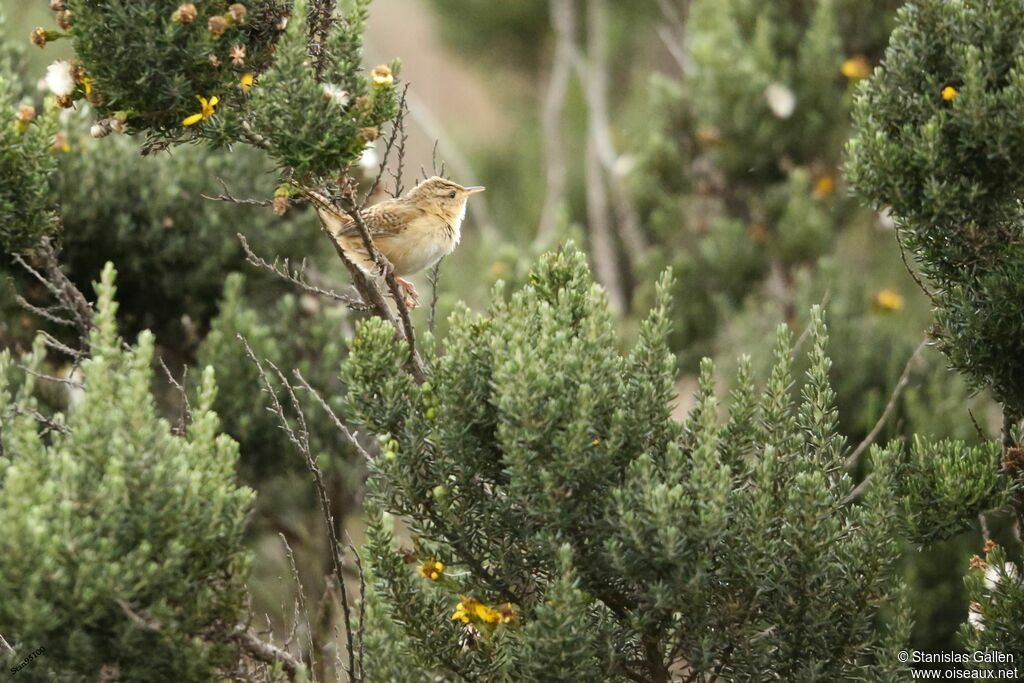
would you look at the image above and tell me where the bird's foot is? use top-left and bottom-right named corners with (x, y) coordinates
top-left (396, 277), bottom-right (420, 309)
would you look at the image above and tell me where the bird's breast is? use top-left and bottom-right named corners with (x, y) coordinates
top-left (384, 216), bottom-right (459, 276)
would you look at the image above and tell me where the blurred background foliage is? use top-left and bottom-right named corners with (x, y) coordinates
top-left (0, 0), bottom-right (1005, 668)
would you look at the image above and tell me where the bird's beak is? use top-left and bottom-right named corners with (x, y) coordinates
top-left (464, 186), bottom-right (486, 195)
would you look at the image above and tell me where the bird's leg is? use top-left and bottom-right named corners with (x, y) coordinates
top-left (395, 277), bottom-right (420, 309)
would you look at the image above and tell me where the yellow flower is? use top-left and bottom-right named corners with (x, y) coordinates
top-left (813, 175), bottom-right (836, 199)
top-left (418, 559), bottom-right (445, 581)
top-left (240, 72), bottom-right (255, 93)
top-left (371, 64), bottom-right (394, 87)
top-left (451, 597), bottom-right (504, 626)
top-left (841, 56), bottom-right (871, 80)
top-left (80, 75), bottom-right (93, 97)
top-left (872, 289), bottom-right (905, 312)
top-left (942, 86), bottom-right (958, 102)
top-left (182, 95), bottom-right (219, 126)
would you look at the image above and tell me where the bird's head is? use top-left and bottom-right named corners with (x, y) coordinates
top-left (405, 176), bottom-right (485, 224)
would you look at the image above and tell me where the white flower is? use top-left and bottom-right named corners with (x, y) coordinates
top-left (45, 60), bottom-right (76, 97)
top-left (968, 601), bottom-right (985, 632)
top-left (764, 82), bottom-right (796, 119)
top-left (359, 143), bottom-right (379, 172)
top-left (320, 83), bottom-right (350, 107)
top-left (984, 562), bottom-right (1020, 591)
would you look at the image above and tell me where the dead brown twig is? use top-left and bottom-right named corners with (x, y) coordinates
top-left (239, 336), bottom-right (362, 681)
top-left (237, 233), bottom-right (370, 311)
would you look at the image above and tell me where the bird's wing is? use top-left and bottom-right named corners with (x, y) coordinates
top-left (316, 199), bottom-right (422, 239)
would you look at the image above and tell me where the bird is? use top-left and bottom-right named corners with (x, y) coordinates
top-left (312, 176), bottom-right (485, 308)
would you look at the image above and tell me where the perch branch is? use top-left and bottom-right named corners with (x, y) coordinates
top-left (845, 339), bottom-right (928, 469)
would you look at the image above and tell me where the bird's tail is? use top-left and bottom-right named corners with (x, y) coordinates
top-left (301, 189), bottom-right (346, 236)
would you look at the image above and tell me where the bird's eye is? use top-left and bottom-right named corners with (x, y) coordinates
top-left (448, 191), bottom-right (456, 199)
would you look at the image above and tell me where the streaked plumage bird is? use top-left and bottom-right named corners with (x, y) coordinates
top-left (313, 176), bottom-right (484, 307)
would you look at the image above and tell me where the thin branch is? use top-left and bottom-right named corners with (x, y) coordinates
top-left (12, 239), bottom-right (93, 349)
top-left (427, 259), bottom-right (442, 336)
top-left (237, 233), bottom-right (369, 310)
top-left (202, 177), bottom-right (275, 207)
top-left (13, 294), bottom-right (75, 328)
top-left (240, 120), bottom-right (273, 151)
top-left (346, 533), bottom-right (367, 683)
top-left (239, 337), bottom-right (357, 679)
top-left (116, 598), bottom-right (162, 633)
top-left (158, 358), bottom-right (192, 435)
top-left (894, 226), bottom-right (938, 306)
top-left (11, 405), bottom-right (70, 436)
top-left (15, 364), bottom-right (83, 390)
top-left (293, 368), bottom-right (373, 466)
top-left (366, 84), bottom-right (410, 203)
top-left (236, 629), bottom-right (304, 680)
top-left (845, 339), bottom-right (928, 469)
top-left (38, 331), bottom-right (84, 360)
top-left (279, 533), bottom-right (317, 679)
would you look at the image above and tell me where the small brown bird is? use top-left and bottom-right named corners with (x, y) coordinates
top-left (314, 176), bottom-right (485, 307)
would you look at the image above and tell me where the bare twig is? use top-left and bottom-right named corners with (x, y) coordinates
top-left (293, 369), bottom-right (373, 466)
top-left (236, 629), bottom-right (304, 680)
top-left (12, 405), bottom-right (70, 436)
top-left (427, 259), bottom-right (442, 336)
top-left (201, 177), bottom-right (274, 207)
top-left (845, 339), bottom-right (928, 469)
top-left (15, 364), bottom-right (83, 390)
top-left (366, 85), bottom-right (410, 203)
top-left (895, 227), bottom-right (938, 307)
top-left (279, 533), bottom-right (317, 679)
top-left (239, 337), bottom-right (357, 678)
top-left (37, 331), bottom-right (84, 360)
top-left (13, 239), bottom-right (93, 349)
top-left (13, 295), bottom-right (75, 328)
top-left (237, 233), bottom-right (369, 310)
top-left (346, 533), bottom-right (367, 683)
top-left (240, 120), bottom-right (273, 151)
top-left (117, 598), bottom-right (162, 633)
top-left (158, 358), bottom-right (192, 434)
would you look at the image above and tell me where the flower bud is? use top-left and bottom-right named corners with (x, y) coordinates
top-left (171, 3), bottom-right (197, 24)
